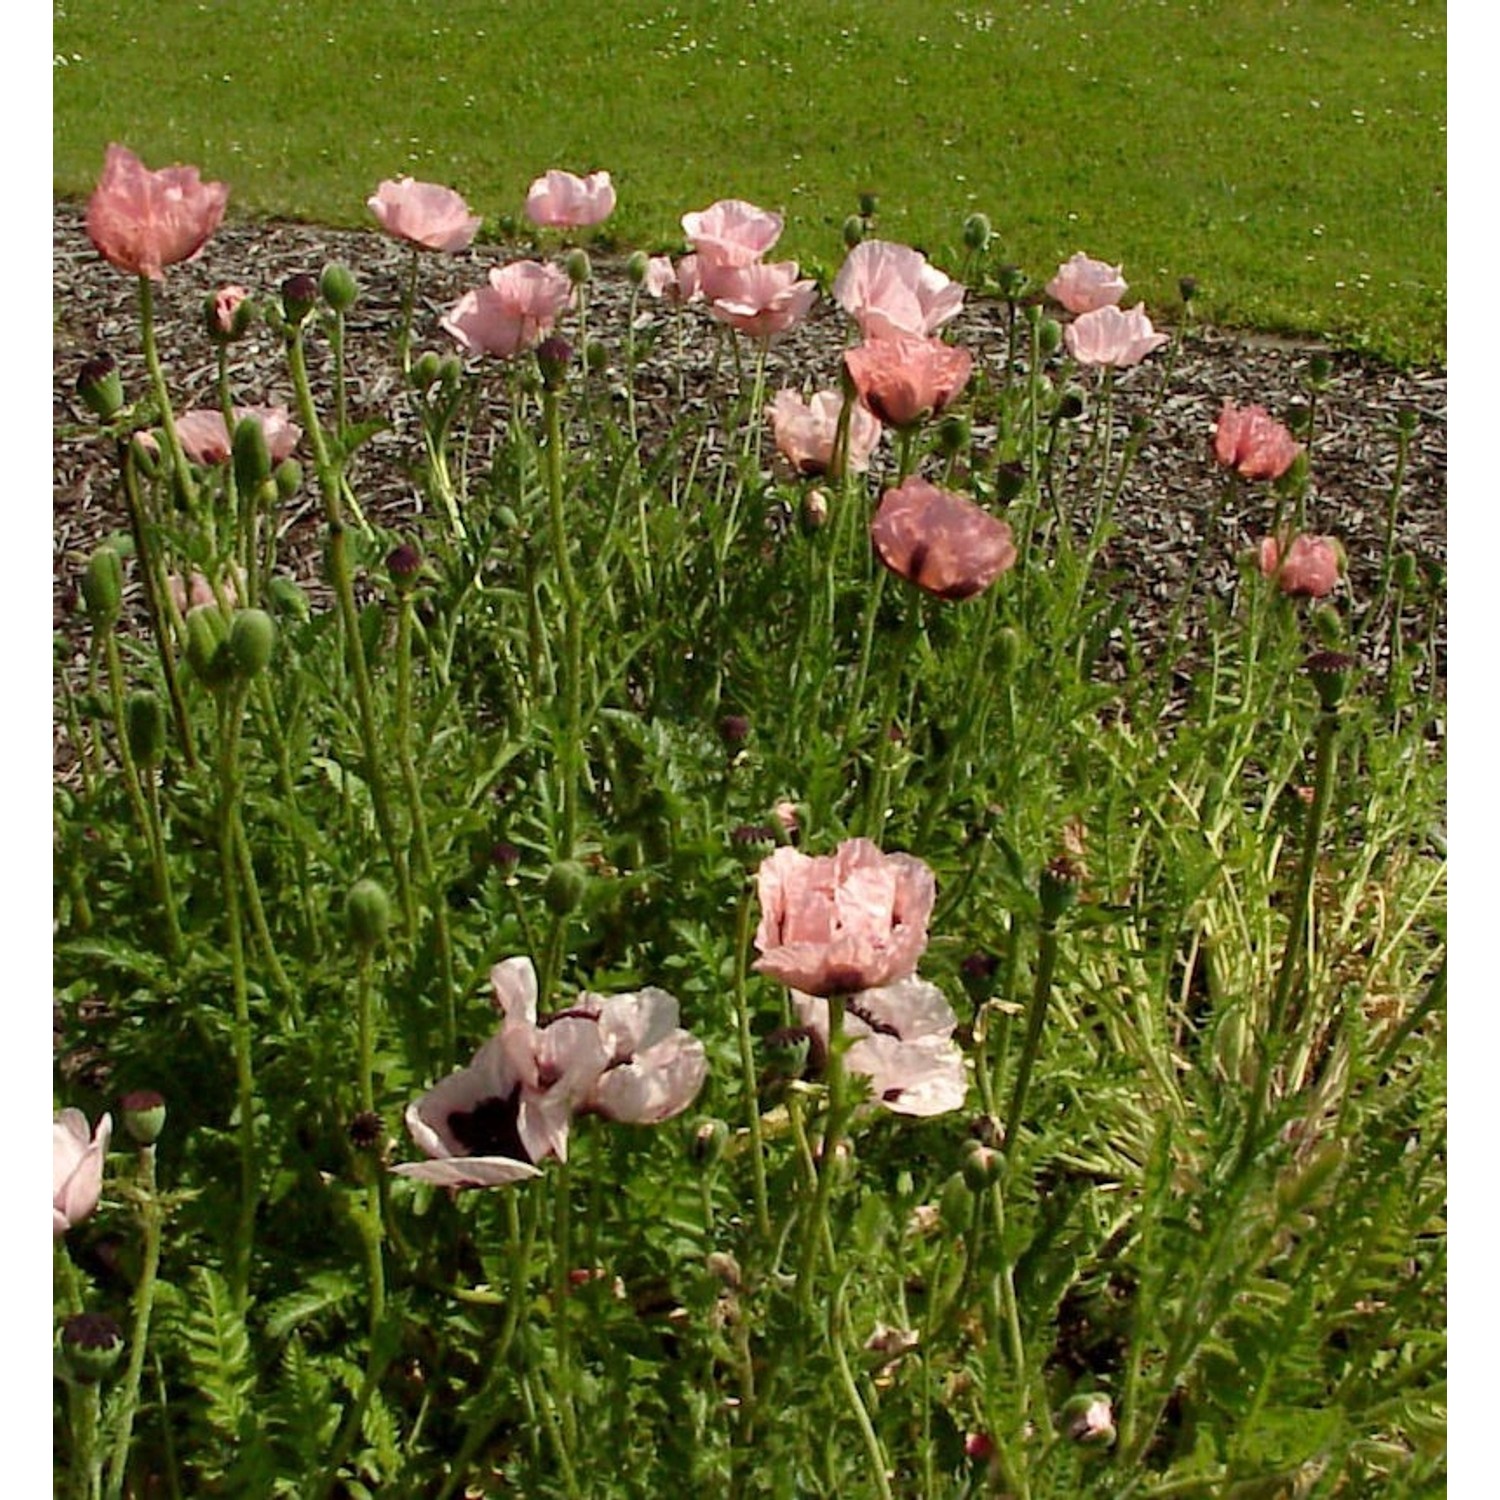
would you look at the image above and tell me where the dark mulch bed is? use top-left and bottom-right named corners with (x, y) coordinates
top-left (53, 203), bottom-right (1447, 705)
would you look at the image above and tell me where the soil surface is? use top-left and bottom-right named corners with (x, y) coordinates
top-left (53, 203), bottom-right (1447, 699)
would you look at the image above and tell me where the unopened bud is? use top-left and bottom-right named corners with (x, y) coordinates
top-left (76, 352), bottom-right (124, 420)
top-left (542, 859), bottom-right (589, 915)
top-left (842, 214), bottom-right (864, 249)
top-left (1061, 1393), bottom-right (1116, 1448)
top-left (320, 261), bottom-right (359, 313)
top-left (387, 543), bottom-right (422, 590)
top-left (81, 546), bottom-right (123, 627)
top-left (962, 212), bottom-right (992, 252)
top-left (1178, 275), bottom-right (1199, 303)
top-left (565, 248), bottom-right (592, 286)
top-left (961, 1139), bottom-right (1002, 1192)
top-left (410, 351), bottom-right (443, 391)
top-left (227, 608), bottom-right (276, 677)
top-left (858, 191), bottom-right (879, 219)
top-left (206, 285), bottom-right (253, 342)
top-left (625, 250), bottom-right (649, 287)
top-left (280, 273), bottom-right (320, 326)
top-left (1392, 552), bottom-right (1418, 593)
top-left (536, 336), bottom-right (573, 391)
top-left (184, 604), bottom-right (231, 686)
top-left (585, 338), bottom-right (608, 373)
top-left (689, 1117), bottom-right (730, 1169)
top-left (800, 487), bottom-right (831, 535)
top-left (232, 414), bottom-right (272, 494)
top-left (125, 690), bottom-right (166, 766)
top-left (1306, 353), bottom-right (1333, 388)
top-left (266, 575), bottom-right (311, 623)
top-left (120, 1088), bottom-right (166, 1145)
top-left (346, 878), bottom-right (392, 950)
top-left (995, 264), bottom-right (1027, 301)
top-left (938, 1171), bottom-right (973, 1234)
top-left (718, 713), bottom-right (750, 750)
top-left (936, 412), bottom-right (970, 458)
top-left (1055, 386), bottom-right (1086, 422)
top-left (1037, 317), bottom-right (1063, 355)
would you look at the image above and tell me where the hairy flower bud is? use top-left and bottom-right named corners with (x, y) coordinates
top-left (564, 248), bottom-right (592, 286)
top-left (689, 1117), bottom-right (730, 1169)
top-left (232, 413), bottom-right (272, 495)
top-left (125, 690), bottom-right (166, 766)
top-left (346, 878), bottom-right (392, 950)
top-left (842, 214), bottom-right (865, 249)
top-left (543, 859), bottom-right (589, 915)
top-left (320, 261), bottom-right (359, 313)
top-left (962, 212), bottom-right (992, 252)
top-left (625, 250), bottom-right (650, 287)
top-left (227, 608), bottom-right (277, 677)
top-left (184, 604), bottom-right (231, 686)
top-left (280, 272), bottom-right (320, 326)
top-left (81, 546), bottom-right (124, 628)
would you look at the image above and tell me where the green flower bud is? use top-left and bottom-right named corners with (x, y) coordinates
top-left (565, 248), bottom-right (592, 286)
top-left (185, 605), bottom-right (232, 687)
top-left (1060, 1393), bottom-right (1116, 1448)
top-left (274, 458), bottom-right (303, 499)
top-left (1310, 604), bottom-right (1346, 650)
top-left (689, 1117), bottom-right (730, 1169)
top-left (320, 261), bottom-right (359, 313)
top-left (993, 625), bottom-right (1023, 675)
top-left (1304, 650), bottom-right (1357, 714)
top-left (961, 1139), bottom-right (1002, 1192)
top-left (625, 250), bottom-right (650, 287)
top-left (842, 214), bottom-right (865, 249)
top-left (61, 1313), bottom-right (125, 1384)
top-left (1276, 1137), bottom-right (1346, 1212)
top-left (76, 352), bottom-right (124, 420)
top-left (232, 414), bottom-right (272, 496)
top-left (962, 212), bottom-right (992, 252)
top-left (938, 1171), bottom-right (973, 1235)
top-left (858, 191), bottom-right (879, 220)
top-left (1305, 352), bottom-right (1333, 388)
top-left (995, 264), bottom-right (1028, 301)
top-left (439, 355), bottom-right (464, 388)
top-left (543, 859), bottom-right (589, 915)
top-left (936, 412), bottom-right (971, 459)
top-left (120, 1088), bottom-right (167, 1145)
top-left (410, 351), bottom-right (443, 391)
top-left (800, 487), bottom-right (830, 535)
top-left (1055, 385), bottom-right (1086, 422)
top-left (266, 575), bottom-right (311, 623)
top-left (1178, 275), bottom-right (1199, 304)
top-left (81, 546), bottom-right (123, 628)
top-left (1393, 552), bottom-right (1419, 593)
top-left (346, 878), bottom-right (392, 950)
top-left (585, 338), bottom-right (608, 373)
top-left (994, 460), bottom-right (1026, 505)
top-left (125, 690), bottom-right (166, 766)
top-left (1037, 317), bottom-right (1063, 355)
top-left (227, 608), bottom-right (277, 677)
top-left (280, 272), bottom-right (320, 327)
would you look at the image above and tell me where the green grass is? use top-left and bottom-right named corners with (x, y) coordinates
top-left (52, 0), bottom-right (1445, 365)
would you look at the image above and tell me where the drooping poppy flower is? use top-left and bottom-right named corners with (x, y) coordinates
top-left (86, 144), bottom-right (228, 280)
top-left (682, 198), bottom-right (784, 269)
top-left (1214, 401), bottom-right (1303, 481)
top-left (1257, 533), bottom-right (1343, 598)
top-left (54, 1109), bottom-right (111, 1236)
top-left (844, 334), bottom-right (973, 429)
top-left (1064, 303), bottom-right (1169, 368)
top-left (524, 169), bottom-right (616, 229)
top-left (707, 261), bottom-right (818, 340)
top-left (792, 977), bottom-right (968, 1117)
top-left (832, 239), bottom-right (965, 341)
top-left (442, 261), bottom-right (575, 359)
top-left (367, 177), bottom-right (482, 252)
top-left (767, 389), bottom-right (882, 476)
top-left (871, 476), bottom-right (1016, 601)
top-left (1045, 251), bottom-right (1128, 315)
top-left (754, 839), bottom-right (936, 996)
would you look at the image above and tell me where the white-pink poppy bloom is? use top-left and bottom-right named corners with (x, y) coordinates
top-left (569, 988), bottom-right (708, 1124)
top-left (832, 240), bottom-right (966, 341)
top-left (644, 254), bottom-right (702, 304)
top-left (171, 405), bottom-right (302, 467)
top-left (708, 261), bottom-right (818, 340)
top-left (1045, 251), bottom-right (1128, 315)
top-left (767, 389), bottom-right (882, 477)
top-left (525, 169), bottom-right (616, 229)
top-left (367, 177), bottom-right (483, 252)
top-left (442, 261), bottom-right (575, 359)
top-left (1064, 303), bottom-right (1170, 368)
top-left (793, 977), bottom-right (968, 1117)
top-left (54, 1109), bottom-right (112, 1236)
top-left (754, 839), bottom-right (937, 997)
top-left (682, 198), bottom-right (784, 269)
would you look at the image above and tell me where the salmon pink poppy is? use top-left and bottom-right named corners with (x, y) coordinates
top-left (682, 198), bottom-right (784, 269)
top-left (1046, 252), bottom-right (1128, 315)
top-left (768, 389), bottom-right (882, 476)
top-left (368, 177), bottom-right (481, 252)
top-left (1214, 401), bottom-right (1303, 481)
top-left (754, 839), bottom-right (936, 997)
top-left (871, 476), bottom-right (1017, 601)
top-left (1258, 533), bottom-right (1343, 598)
top-left (525, 169), bottom-right (616, 229)
top-left (1064, 304), bottom-right (1169, 368)
top-left (832, 239), bottom-right (965, 340)
top-left (442, 261), bottom-right (574, 359)
top-left (86, 144), bottom-right (228, 281)
top-left (170, 406), bottom-right (301, 467)
top-left (708, 261), bottom-right (817, 340)
top-left (844, 334), bottom-right (973, 429)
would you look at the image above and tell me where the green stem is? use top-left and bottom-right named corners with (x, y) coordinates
top-left (795, 995), bottom-right (849, 1312)
top-left (731, 883), bottom-right (772, 1241)
top-left (543, 382), bottom-right (585, 861)
top-left (828, 1274), bottom-right (895, 1500)
top-left (137, 275), bottom-right (203, 528)
top-left (1003, 914), bottom-right (1062, 1161)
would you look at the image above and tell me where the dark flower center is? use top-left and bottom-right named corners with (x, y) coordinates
top-left (447, 1087), bottom-right (531, 1163)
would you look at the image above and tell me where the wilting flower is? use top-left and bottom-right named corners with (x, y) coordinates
top-left (682, 198), bottom-right (784, 269)
top-left (54, 1109), bottom-right (111, 1236)
top-left (525, 169), bottom-right (616, 229)
top-left (754, 839), bottom-right (936, 996)
top-left (871, 476), bottom-right (1016, 601)
top-left (708, 261), bottom-right (818, 339)
top-left (1064, 303), bottom-right (1169, 368)
top-left (1258, 533), bottom-right (1343, 598)
top-left (832, 239), bottom-right (966, 341)
top-left (367, 177), bottom-right (482, 252)
top-left (168, 405), bottom-right (302, 467)
top-left (844, 333), bottom-right (973, 429)
top-left (1213, 401), bottom-right (1303, 481)
top-left (442, 261), bottom-right (574, 359)
top-left (768, 389), bottom-right (882, 476)
top-left (792, 977), bottom-right (967, 1117)
top-left (1046, 251), bottom-right (1128, 315)
top-left (85, 143), bottom-right (228, 281)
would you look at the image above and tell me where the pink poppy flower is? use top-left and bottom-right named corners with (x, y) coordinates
top-left (54, 1109), bottom-right (111, 1236)
top-left (871, 476), bottom-right (1017, 601)
top-left (525, 169), bottom-right (616, 230)
top-left (568, 987), bottom-right (708, 1124)
top-left (1064, 303), bottom-right (1170, 368)
top-left (754, 839), bottom-right (937, 996)
top-left (768, 389), bottom-right (882, 477)
top-left (844, 334), bottom-right (973, 429)
top-left (170, 405), bottom-right (302, 467)
top-left (210, 285), bottom-right (249, 337)
top-left (682, 198), bottom-right (784, 269)
top-left (1214, 401), bottom-right (1303, 481)
top-left (1257, 533), bottom-right (1343, 598)
top-left (708, 261), bottom-right (818, 340)
top-left (367, 177), bottom-right (482, 252)
top-left (85, 143), bottom-right (228, 281)
top-left (442, 261), bottom-right (575, 359)
top-left (793, 977), bottom-right (967, 1117)
top-left (1046, 251), bottom-right (1128, 315)
top-left (832, 239), bottom-right (966, 341)
top-left (167, 566), bottom-right (242, 617)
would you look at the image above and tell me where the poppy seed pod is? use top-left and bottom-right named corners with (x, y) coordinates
top-left (536, 336), bottom-right (573, 391)
top-left (76, 352), bottom-right (124, 420)
top-left (228, 608), bottom-right (277, 677)
top-left (61, 1313), bottom-right (125, 1384)
top-left (346, 878), bottom-right (392, 950)
top-left (120, 1088), bottom-right (167, 1145)
top-left (320, 261), bottom-right (359, 313)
